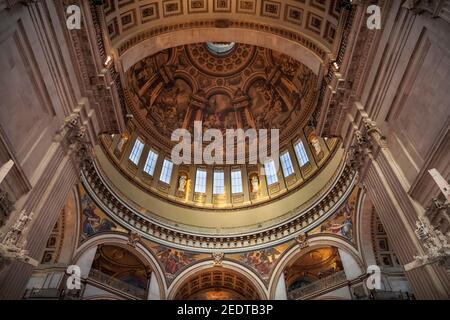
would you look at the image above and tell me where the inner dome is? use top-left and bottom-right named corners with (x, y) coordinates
top-left (125, 42), bottom-right (318, 148)
top-left (94, 42), bottom-right (348, 236)
top-left (99, 42), bottom-right (343, 213)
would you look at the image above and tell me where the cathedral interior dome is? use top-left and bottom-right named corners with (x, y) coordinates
top-left (1, 0), bottom-right (448, 303)
top-left (89, 42), bottom-right (350, 243)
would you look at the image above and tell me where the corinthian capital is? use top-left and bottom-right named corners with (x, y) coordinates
top-left (59, 113), bottom-right (92, 169)
top-left (363, 118), bottom-right (387, 148)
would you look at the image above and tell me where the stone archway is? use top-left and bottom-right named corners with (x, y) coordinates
top-left (167, 260), bottom-right (268, 300)
top-left (117, 28), bottom-right (326, 75)
top-left (269, 236), bottom-right (364, 299)
top-left (73, 234), bottom-right (167, 300)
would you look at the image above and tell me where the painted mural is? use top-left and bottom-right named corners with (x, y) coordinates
top-left (78, 185), bottom-right (126, 242)
top-left (233, 242), bottom-right (291, 282)
top-left (309, 186), bottom-right (360, 243)
top-left (143, 240), bottom-right (209, 284)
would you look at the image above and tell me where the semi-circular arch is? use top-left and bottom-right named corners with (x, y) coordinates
top-left (73, 233), bottom-right (167, 300)
top-left (167, 260), bottom-right (268, 300)
top-left (268, 235), bottom-right (364, 299)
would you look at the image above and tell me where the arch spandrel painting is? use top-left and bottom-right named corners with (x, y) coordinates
top-left (78, 185), bottom-right (127, 243)
top-left (140, 239), bottom-right (210, 285)
top-left (309, 186), bottom-right (360, 244)
top-left (227, 242), bottom-right (293, 284)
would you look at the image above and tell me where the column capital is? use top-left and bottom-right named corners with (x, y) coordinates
top-left (347, 118), bottom-right (387, 178)
top-left (58, 113), bottom-right (93, 171)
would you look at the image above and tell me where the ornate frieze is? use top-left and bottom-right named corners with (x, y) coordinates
top-left (81, 157), bottom-right (356, 252)
top-left (57, 0), bottom-right (126, 134)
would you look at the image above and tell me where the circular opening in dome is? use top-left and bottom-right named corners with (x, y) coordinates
top-left (206, 42), bottom-right (236, 56)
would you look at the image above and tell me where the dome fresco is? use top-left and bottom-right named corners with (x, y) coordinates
top-left (107, 42), bottom-right (343, 212)
top-left (126, 43), bottom-right (318, 153)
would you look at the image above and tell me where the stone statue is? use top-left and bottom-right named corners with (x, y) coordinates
top-left (413, 216), bottom-right (450, 270)
top-left (2, 209), bottom-right (33, 247)
top-left (251, 176), bottom-right (259, 193)
top-left (309, 134), bottom-right (322, 156)
top-left (0, 209), bottom-right (38, 271)
top-left (116, 134), bottom-right (129, 153)
top-left (178, 175), bottom-right (187, 192)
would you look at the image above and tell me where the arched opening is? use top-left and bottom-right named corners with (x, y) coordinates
top-left (87, 244), bottom-right (151, 299)
top-left (284, 246), bottom-right (347, 300)
top-left (358, 193), bottom-right (414, 299)
top-left (173, 267), bottom-right (262, 300)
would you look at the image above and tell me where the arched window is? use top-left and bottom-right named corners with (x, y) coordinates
top-left (264, 160), bottom-right (278, 185)
top-left (195, 168), bottom-right (207, 193)
top-left (280, 151), bottom-right (294, 177)
top-left (143, 150), bottom-right (158, 175)
top-left (294, 140), bottom-right (309, 167)
top-left (213, 170), bottom-right (225, 195)
top-left (159, 159), bottom-right (173, 184)
top-left (129, 138), bottom-right (144, 165)
top-left (231, 169), bottom-right (243, 194)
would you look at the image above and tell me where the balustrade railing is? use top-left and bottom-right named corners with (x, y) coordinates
top-left (23, 288), bottom-right (61, 299)
top-left (288, 270), bottom-right (347, 300)
top-left (89, 269), bottom-right (146, 299)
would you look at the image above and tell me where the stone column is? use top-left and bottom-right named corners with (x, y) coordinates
top-left (147, 272), bottom-right (161, 300)
top-left (0, 148), bottom-right (79, 299)
top-left (338, 248), bottom-right (363, 281)
top-left (274, 271), bottom-right (288, 300)
top-left (77, 245), bottom-right (98, 279)
top-left (350, 118), bottom-right (450, 299)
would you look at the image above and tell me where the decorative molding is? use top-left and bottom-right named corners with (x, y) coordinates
top-left (294, 232), bottom-right (309, 250)
top-left (425, 196), bottom-right (450, 238)
top-left (212, 251), bottom-right (224, 266)
top-left (127, 230), bottom-right (141, 247)
top-left (403, 0), bottom-right (450, 23)
top-left (80, 156), bottom-right (356, 252)
top-left (346, 118), bottom-right (386, 180)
